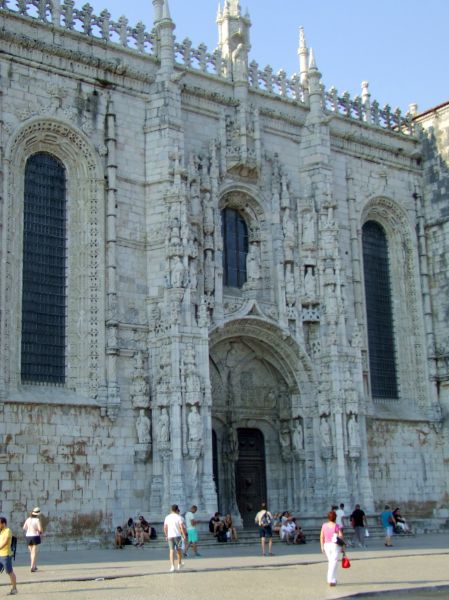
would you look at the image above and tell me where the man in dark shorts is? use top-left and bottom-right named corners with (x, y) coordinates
top-left (0, 517), bottom-right (18, 595)
top-left (255, 502), bottom-right (274, 556)
top-left (350, 503), bottom-right (368, 549)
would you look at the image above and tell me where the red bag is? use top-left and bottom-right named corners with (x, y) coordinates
top-left (342, 555), bottom-right (351, 569)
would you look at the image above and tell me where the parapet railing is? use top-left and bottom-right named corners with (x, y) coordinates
top-left (0, 0), bottom-right (156, 54)
top-left (0, 0), bottom-right (414, 135)
top-left (324, 86), bottom-right (414, 135)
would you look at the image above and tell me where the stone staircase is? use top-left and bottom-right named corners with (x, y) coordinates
top-left (17, 514), bottom-right (428, 554)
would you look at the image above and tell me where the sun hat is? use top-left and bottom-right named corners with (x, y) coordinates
top-left (32, 507), bottom-right (41, 516)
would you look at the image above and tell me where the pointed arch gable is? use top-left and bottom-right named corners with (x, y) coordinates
top-left (1, 118), bottom-right (106, 400)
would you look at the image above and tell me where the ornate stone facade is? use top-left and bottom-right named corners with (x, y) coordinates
top-left (0, 1), bottom-right (447, 535)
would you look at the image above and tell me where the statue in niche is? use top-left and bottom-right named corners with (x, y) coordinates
top-left (291, 419), bottom-right (304, 452)
top-left (282, 208), bottom-right (295, 260)
top-left (320, 416), bottom-right (332, 448)
top-left (169, 218), bottom-right (181, 247)
top-left (158, 408), bottom-right (170, 443)
top-left (204, 250), bottom-right (215, 293)
top-left (302, 211), bottom-right (315, 245)
top-left (347, 414), bottom-right (361, 447)
top-left (188, 405), bottom-right (202, 442)
top-left (171, 255), bottom-right (185, 288)
top-left (279, 428), bottom-right (291, 459)
top-left (189, 259), bottom-right (198, 290)
top-left (246, 244), bottom-right (261, 282)
top-left (198, 296), bottom-right (209, 328)
top-left (203, 192), bottom-right (214, 236)
top-left (136, 409), bottom-right (151, 445)
top-left (184, 345), bottom-right (201, 395)
top-left (304, 266), bottom-right (315, 297)
top-left (285, 265), bottom-right (295, 302)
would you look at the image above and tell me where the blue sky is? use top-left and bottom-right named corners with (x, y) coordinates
top-left (84, 0), bottom-right (448, 113)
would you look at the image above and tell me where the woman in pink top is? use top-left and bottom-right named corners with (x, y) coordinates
top-left (320, 510), bottom-right (344, 587)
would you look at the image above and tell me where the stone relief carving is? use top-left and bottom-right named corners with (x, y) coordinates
top-left (246, 243), bottom-right (261, 283)
top-left (130, 351), bottom-right (150, 409)
top-left (158, 408), bottom-right (170, 445)
top-left (136, 409), bottom-right (152, 445)
top-left (187, 405), bottom-right (202, 442)
top-left (291, 419), bottom-right (304, 453)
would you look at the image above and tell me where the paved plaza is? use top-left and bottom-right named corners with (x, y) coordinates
top-left (2, 533), bottom-right (449, 599)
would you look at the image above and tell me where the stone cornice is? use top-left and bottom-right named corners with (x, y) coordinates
top-left (0, 28), bottom-right (156, 88)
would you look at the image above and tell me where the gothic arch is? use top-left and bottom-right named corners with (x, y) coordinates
top-left (360, 196), bottom-right (428, 409)
top-left (209, 316), bottom-right (315, 394)
top-left (218, 187), bottom-right (266, 243)
top-left (1, 117), bottom-right (106, 399)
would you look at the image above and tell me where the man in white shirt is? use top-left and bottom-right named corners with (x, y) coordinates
top-left (184, 505), bottom-right (200, 557)
top-left (163, 505), bottom-right (187, 572)
top-left (336, 503), bottom-right (346, 529)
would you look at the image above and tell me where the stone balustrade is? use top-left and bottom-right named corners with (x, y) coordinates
top-left (0, 0), bottom-right (414, 135)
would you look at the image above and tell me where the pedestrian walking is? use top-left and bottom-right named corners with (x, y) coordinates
top-left (0, 517), bottom-right (18, 595)
top-left (320, 509), bottom-right (345, 587)
top-left (255, 502), bottom-right (273, 556)
top-left (184, 505), bottom-right (201, 557)
top-left (380, 504), bottom-right (395, 547)
top-left (350, 503), bottom-right (368, 548)
top-left (163, 504), bottom-right (187, 572)
top-left (23, 506), bottom-right (43, 572)
top-left (335, 503), bottom-right (346, 529)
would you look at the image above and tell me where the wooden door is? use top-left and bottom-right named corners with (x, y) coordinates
top-left (235, 429), bottom-right (267, 528)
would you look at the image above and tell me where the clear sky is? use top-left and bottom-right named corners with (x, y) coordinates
top-left (83, 0), bottom-right (448, 114)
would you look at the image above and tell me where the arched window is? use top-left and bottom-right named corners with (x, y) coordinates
top-left (21, 152), bottom-right (67, 384)
top-left (362, 220), bottom-right (398, 399)
top-left (222, 208), bottom-right (248, 288)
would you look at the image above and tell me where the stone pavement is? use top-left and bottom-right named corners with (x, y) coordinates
top-left (2, 533), bottom-right (449, 599)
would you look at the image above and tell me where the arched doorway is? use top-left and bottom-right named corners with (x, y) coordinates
top-left (209, 317), bottom-right (313, 524)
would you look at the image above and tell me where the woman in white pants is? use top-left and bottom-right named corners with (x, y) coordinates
top-left (320, 510), bottom-right (344, 587)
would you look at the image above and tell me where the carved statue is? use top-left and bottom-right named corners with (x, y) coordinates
top-left (232, 42), bottom-right (247, 81)
top-left (347, 414), bottom-right (361, 447)
top-left (203, 192), bottom-right (215, 236)
top-left (302, 211), bottom-right (315, 244)
top-left (246, 243), bottom-right (261, 282)
top-left (282, 208), bottom-right (295, 243)
top-left (320, 416), bottom-right (332, 448)
top-left (291, 420), bottom-right (304, 452)
top-left (204, 250), bottom-right (215, 293)
top-left (189, 259), bottom-right (198, 290)
top-left (304, 266), bottom-right (315, 297)
top-left (158, 408), bottom-right (170, 443)
top-left (136, 409), bottom-right (151, 445)
top-left (171, 255), bottom-right (185, 288)
top-left (285, 265), bottom-right (295, 303)
top-left (188, 405), bottom-right (202, 442)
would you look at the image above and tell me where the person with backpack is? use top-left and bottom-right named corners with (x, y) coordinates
top-left (255, 502), bottom-right (274, 556)
top-left (0, 516), bottom-right (18, 595)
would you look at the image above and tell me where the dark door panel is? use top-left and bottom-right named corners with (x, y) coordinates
top-left (235, 429), bottom-right (266, 527)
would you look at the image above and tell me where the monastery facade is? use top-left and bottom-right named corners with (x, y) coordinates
top-left (0, 0), bottom-right (448, 534)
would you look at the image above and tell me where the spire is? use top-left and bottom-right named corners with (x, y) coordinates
top-left (298, 26), bottom-right (309, 86)
top-left (161, 0), bottom-right (171, 21)
top-left (216, 1), bottom-right (222, 20)
top-left (153, 0), bottom-right (163, 23)
top-left (309, 47), bottom-right (318, 71)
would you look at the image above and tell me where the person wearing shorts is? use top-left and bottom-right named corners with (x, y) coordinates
top-left (23, 506), bottom-right (43, 572)
top-left (254, 502), bottom-right (273, 556)
top-left (0, 517), bottom-right (18, 595)
top-left (184, 505), bottom-right (200, 557)
top-left (164, 505), bottom-right (187, 572)
top-left (380, 504), bottom-right (395, 547)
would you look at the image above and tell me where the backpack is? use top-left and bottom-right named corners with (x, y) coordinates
top-left (260, 511), bottom-right (272, 527)
top-left (150, 527), bottom-right (157, 540)
top-left (11, 536), bottom-right (17, 560)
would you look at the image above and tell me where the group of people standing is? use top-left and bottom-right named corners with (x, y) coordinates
top-left (320, 502), bottom-right (413, 587)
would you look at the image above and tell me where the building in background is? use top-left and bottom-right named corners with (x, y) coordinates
top-left (0, 0), bottom-right (447, 536)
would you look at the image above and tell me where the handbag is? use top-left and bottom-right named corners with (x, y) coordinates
top-left (342, 553), bottom-right (351, 569)
top-left (365, 528), bottom-right (370, 537)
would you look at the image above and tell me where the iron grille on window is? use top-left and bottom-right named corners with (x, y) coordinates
top-left (362, 220), bottom-right (398, 399)
top-left (21, 153), bottom-right (67, 384)
top-left (222, 208), bottom-right (248, 288)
